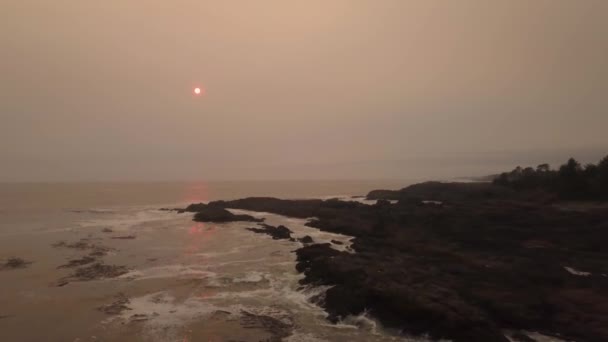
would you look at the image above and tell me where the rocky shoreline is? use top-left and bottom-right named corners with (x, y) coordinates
top-left (180, 181), bottom-right (608, 342)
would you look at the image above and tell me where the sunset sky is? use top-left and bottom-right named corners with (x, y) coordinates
top-left (1, 1), bottom-right (607, 181)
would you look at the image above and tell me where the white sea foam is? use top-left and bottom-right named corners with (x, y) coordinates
top-left (524, 332), bottom-right (569, 342)
top-left (89, 204), bottom-right (411, 341)
top-left (208, 273), bottom-right (333, 314)
top-left (121, 292), bottom-right (217, 322)
top-left (210, 257), bottom-right (270, 268)
top-left (111, 291), bottom-right (297, 342)
top-left (285, 332), bottom-right (331, 342)
top-left (232, 271), bottom-right (267, 283)
top-left (231, 304), bottom-right (295, 326)
top-left (192, 244), bottom-right (255, 258)
top-left (505, 331), bottom-right (568, 342)
top-left (111, 292), bottom-right (221, 342)
top-left (338, 310), bottom-right (380, 334)
top-left (564, 266), bottom-right (592, 276)
top-left (119, 265), bottom-right (216, 281)
top-left (77, 208), bottom-right (183, 231)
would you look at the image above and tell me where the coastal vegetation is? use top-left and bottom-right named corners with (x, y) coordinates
top-left (494, 155), bottom-right (608, 200)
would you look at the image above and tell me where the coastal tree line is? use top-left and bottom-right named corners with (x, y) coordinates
top-left (493, 155), bottom-right (608, 200)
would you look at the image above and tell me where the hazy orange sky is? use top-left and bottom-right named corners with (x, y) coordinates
top-left (1, 1), bottom-right (607, 181)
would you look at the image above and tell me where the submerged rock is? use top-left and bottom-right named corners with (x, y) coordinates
top-left (111, 235), bottom-right (136, 240)
top-left (52, 240), bottom-right (90, 249)
top-left (97, 293), bottom-right (131, 315)
top-left (1, 257), bottom-right (31, 270)
top-left (239, 310), bottom-right (293, 342)
top-left (298, 235), bottom-right (314, 244)
top-left (246, 224), bottom-right (293, 240)
top-left (52, 239), bottom-right (112, 257)
top-left (66, 262), bottom-right (129, 282)
top-left (58, 256), bottom-right (96, 268)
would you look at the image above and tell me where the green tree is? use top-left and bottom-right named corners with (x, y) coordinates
top-left (595, 155), bottom-right (608, 199)
top-left (536, 163), bottom-right (550, 173)
top-left (557, 158), bottom-right (584, 198)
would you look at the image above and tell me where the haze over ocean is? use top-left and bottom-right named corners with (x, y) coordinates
top-left (2, 1), bottom-right (607, 182)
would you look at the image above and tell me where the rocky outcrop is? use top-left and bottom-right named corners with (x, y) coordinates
top-left (202, 183), bottom-right (608, 342)
top-left (97, 293), bottom-right (131, 315)
top-left (175, 202), bottom-right (264, 223)
top-left (207, 197), bottom-right (326, 218)
top-left (52, 238), bottom-right (126, 286)
top-left (1, 257), bottom-right (31, 270)
top-left (246, 224), bottom-right (293, 240)
top-left (298, 236), bottom-right (314, 244)
top-left (182, 204), bottom-right (263, 223)
top-left (58, 256), bottom-right (96, 268)
top-left (295, 243), bottom-right (510, 341)
top-left (69, 262), bottom-right (129, 281)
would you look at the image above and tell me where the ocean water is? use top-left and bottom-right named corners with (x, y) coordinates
top-left (0, 180), bottom-right (423, 342)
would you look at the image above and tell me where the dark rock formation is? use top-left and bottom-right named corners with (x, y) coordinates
top-left (54, 261), bottom-right (130, 286)
top-left (298, 235), bottom-right (314, 244)
top-left (97, 293), bottom-right (131, 315)
top-left (179, 203), bottom-right (263, 223)
top-left (295, 244), bottom-right (509, 342)
top-left (69, 262), bottom-right (129, 281)
top-left (366, 189), bottom-right (401, 200)
top-left (246, 224), bottom-right (293, 240)
top-left (58, 256), bottom-right (96, 268)
top-left (208, 197), bottom-right (325, 218)
top-left (111, 235), bottom-right (136, 239)
top-left (201, 183), bottom-right (608, 342)
top-left (52, 238), bottom-right (112, 257)
top-left (193, 206), bottom-right (262, 223)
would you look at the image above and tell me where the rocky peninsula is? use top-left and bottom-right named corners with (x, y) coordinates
top-left (178, 156), bottom-right (608, 342)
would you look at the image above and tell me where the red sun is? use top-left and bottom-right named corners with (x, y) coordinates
top-left (193, 86), bottom-right (205, 96)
